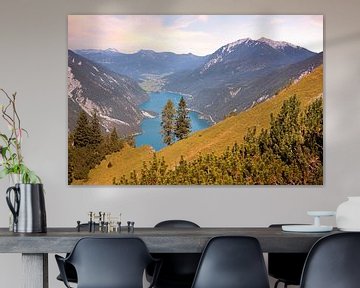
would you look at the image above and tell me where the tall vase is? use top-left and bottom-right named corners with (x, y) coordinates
top-left (336, 197), bottom-right (360, 231)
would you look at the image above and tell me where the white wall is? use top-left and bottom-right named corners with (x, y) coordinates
top-left (1, 0), bottom-right (360, 287)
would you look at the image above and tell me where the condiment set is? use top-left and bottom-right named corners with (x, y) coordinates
top-left (76, 211), bottom-right (135, 233)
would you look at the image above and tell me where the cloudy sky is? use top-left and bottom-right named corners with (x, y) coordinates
top-left (68, 15), bottom-right (323, 55)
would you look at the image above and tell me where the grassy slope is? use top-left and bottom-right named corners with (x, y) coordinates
top-left (85, 145), bottom-right (154, 185)
top-left (84, 65), bottom-right (323, 184)
top-left (158, 65), bottom-right (323, 167)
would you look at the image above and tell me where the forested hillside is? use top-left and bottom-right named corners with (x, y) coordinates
top-left (80, 65), bottom-right (323, 185)
top-left (116, 95), bottom-right (323, 185)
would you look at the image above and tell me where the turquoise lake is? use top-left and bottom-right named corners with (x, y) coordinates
top-left (135, 91), bottom-right (210, 151)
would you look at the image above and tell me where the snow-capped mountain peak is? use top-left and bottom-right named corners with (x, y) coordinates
top-left (201, 38), bottom-right (254, 72)
top-left (220, 38), bottom-right (252, 54)
top-left (105, 48), bottom-right (119, 53)
top-left (74, 48), bottom-right (120, 55)
top-left (200, 37), bottom-right (313, 75)
top-left (257, 37), bottom-right (297, 49)
top-left (225, 37), bottom-right (251, 48)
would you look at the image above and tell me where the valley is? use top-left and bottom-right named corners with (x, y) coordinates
top-left (81, 65), bottom-right (323, 185)
top-left (138, 73), bottom-right (169, 92)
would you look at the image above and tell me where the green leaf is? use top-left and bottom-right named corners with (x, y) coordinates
top-left (28, 171), bottom-right (41, 184)
top-left (11, 165), bottom-right (20, 174)
top-left (21, 128), bottom-right (29, 137)
top-left (0, 133), bottom-right (8, 141)
top-left (18, 164), bottom-right (41, 184)
top-left (0, 146), bottom-right (8, 157)
top-left (10, 153), bottom-right (17, 161)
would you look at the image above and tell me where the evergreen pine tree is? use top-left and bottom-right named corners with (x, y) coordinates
top-left (72, 146), bottom-right (93, 180)
top-left (125, 135), bottom-right (135, 148)
top-left (302, 98), bottom-right (323, 158)
top-left (110, 127), bottom-right (121, 152)
top-left (110, 127), bottom-right (118, 141)
top-left (161, 100), bottom-right (176, 145)
top-left (68, 133), bottom-right (74, 184)
top-left (89, 110), bottom-right (102, 146)
top-left (73, 110), bottom-right (91, 147)
top-left (175, 97), bottom-right (191, 140)
top-left (269, 95), bottom-right (302, 165)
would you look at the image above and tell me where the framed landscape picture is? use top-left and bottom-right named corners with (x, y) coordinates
top-left (67, 15), bottom-right (323, 185)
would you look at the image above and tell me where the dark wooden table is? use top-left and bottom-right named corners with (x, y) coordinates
top-left (0, 227), bottom-right (339, 288)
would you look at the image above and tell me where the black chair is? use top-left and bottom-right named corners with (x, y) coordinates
top-left (268, 224), bottom-right (308, 288)
top-left (147, 220), bottom-right (201, 288)
top-left (300, 232), bottom-right (360, 288)
top-left (56, 223), bottom-right (99, 284)
top-left (55, 237), bottom-right (160, 288)
top-left (191, 236), bottom-right (270, 288)
top-left (56, 262), bottom-right (77, 284)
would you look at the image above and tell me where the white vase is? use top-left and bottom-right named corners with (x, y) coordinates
top-left (336, 197), bottom-right (360, 231)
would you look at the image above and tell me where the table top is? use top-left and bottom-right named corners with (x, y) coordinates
top-left (0, 227), bottom-right (340, 254)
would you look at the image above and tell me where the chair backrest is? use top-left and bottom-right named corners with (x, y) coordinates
top-left (67, 237), bottom-right (154, 288)
top-left (191, 236), bottom-right (270, 288)
top-left (155, 220), bottom-right (200, 228)
top-left (152, 220), bottom-right (201, 286)
top-left (300, 232), bottom-right (360, 288)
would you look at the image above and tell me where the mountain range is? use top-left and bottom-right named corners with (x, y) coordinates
top-left (68, 50), bottom-right (148, 136)
top-left (75, 48), bottom-right (207, 80)
top-left (70, 37), bottom-right (323, 134)
top-left (164, 37), bottom-right (320, 121)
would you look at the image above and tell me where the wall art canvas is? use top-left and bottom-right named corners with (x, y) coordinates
top-left (68, 15), bottom-right (323, 185)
